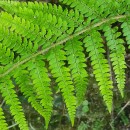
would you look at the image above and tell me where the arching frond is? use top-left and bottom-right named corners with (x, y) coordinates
top-left (14, 67), bottom-right (47, 124)
top-left (65, 38), bottom-right (88, 105)
top-left (0, 77), bottom-right (28, 130)
top-left (104, 26), bottom-right (126, 97)
top-left (121, 18), bottom-right (130, 48)
top-left (84, 31), bottom-right (113, 112)
top-left (0, 0), bottom-right (130, 129)
top-left (0, 107), bottom-right (8, 130)
top-left (27, 56), bottom-right (53, 128)
top-left (46, 45), bottom-right (76, 125)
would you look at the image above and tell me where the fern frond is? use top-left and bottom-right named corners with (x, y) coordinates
top-left (0, 107), bottom-right (8, 130)
top-left (0, 0), bottom-right (130, 129)
top-left (83, 30), bottom-right (113, 112)
top-left (65, 38), bottom-right (88, 105)
top-left (0, 43), bottom-right (14, 65)
top-left (0, 25), bottom-right (34, 57)
top-left (0, 5), bottom-right (71, 50)
top-left (121, 18), bottom-right (130, 49)
top-left (27, 56), bottom-right (53, 128)
top-left (46, 45), bottom-right (76, 125)
top-left (59, 0), bottom-right (111, 18)
top-left (14, 68), bottom-right (47, 125)
top-left (0, 77), bottom-right (28, 130)
top-left (0, 12), bottom-right (42, 48)
top-left (104, 26), bottom-right (126, 97)
top-left (0, 1), bottom-right (84, 28)
top-left (59, 0), bottom-right (93, 16)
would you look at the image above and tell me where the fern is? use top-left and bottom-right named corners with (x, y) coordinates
top-left (27, 56), bottom-right (53, 127)
top-left (0, 77), bottom-right (28, 130)
top-left (14, 61), bottom-right (52, 128)
top-left (103, 26), bottom-right (126, 97)
top-left (0, 0), bottom-right (130, 129)
top-left (46, 45), bottom-right (76, 125)
top-left (0, 107), bottom-right (8, 130)
top-left (65, 38), bottom-right (88, 105)
top-left (121, 17), bottom-right (130, 48)
top-left (14, 67), bottom-right (46, 117)
top-left (83, 30), bottom-right (113, 112)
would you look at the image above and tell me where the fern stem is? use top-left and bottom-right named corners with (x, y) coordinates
top-left (8, 123), bottom-right (18, 129)
top-left (0, 15), bottom-right (128, 78)
top-left (0, 100), bottom-right (5, 107)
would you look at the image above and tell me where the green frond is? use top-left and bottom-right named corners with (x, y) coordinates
top-left (59, 0), bottom-right (112, 18)
top-left (0, 42), bottom-right (14, 65)
top-left (83, 30), bottom-right (113, 112)
top-left (121, 18), bottom-right (130, 49)
top-left (0, 0), bottom-right (130, 129)
top-left (65, 38), bottom-right (88, 105)
top-left (104, 26), bottom-right (126, 97)
top-left (0, 1), bottom-right (84, 28)
top-left (0, 11), bottom-right (43, 47)
top-left (13, 68), bottom-right (47, 124)
top-left (0, 77), bottom-right (28, 130)
top-left (46, 45), bottom-right (76, 125)
top-left (27, 56), bottom-right (53, 128)
top-left (0, 25), bottom-right (34, 57)
top-left (0, 107), bottom-right (8, 130)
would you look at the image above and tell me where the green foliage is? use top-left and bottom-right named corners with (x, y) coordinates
top-left (78, 121), bottom-right (88, 130)
top-left (0, 107), bottom-right (8, 130)
top-left (65, 38), bottom-right (88, 105)
top-left (0, 0), bottom-right (130, 129)
top-left (103, 26), bottom-right (126, 97)
top-left (84, 30), bottom-right (113, 112)
top-left (0, 77), bottom-right (28, 130)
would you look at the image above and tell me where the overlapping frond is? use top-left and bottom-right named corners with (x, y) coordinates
top-left (0, 1), bottom-right (84, 27)
top-left (121, 18), bottom-right (130, 49)
top-left (0, 12), bottom-right (46, 53)
top-left (83, 31), bottom-right (113, 112)
top-left (27, 56), bottom-right (53, 128)
top-left (46, 45), bottom-right (76, 125)
top-left (0, 107), bottom-right (8, 130)
top-left (65, 38), bottom-right (88, 105)
top-left (0, 24), bottom-right (33, 57)
top-left (0, 77), bottom-right (28, 130)
top-left (104, 26), bottom-right (126, 97)
top-left (0, 0), bottom-right (130, 129)
top-left (59, 0), bottom-right (116, 19)
top-left (13, 67), bottom-right (47, 125)
top-left (0, 42), bottom-right (14, 65)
